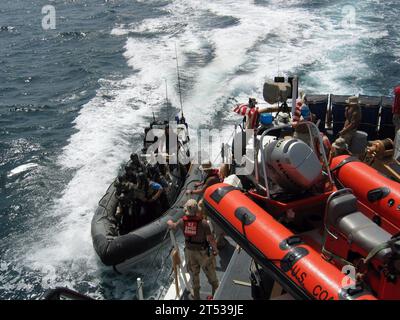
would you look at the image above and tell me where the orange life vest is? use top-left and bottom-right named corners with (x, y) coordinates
top-left (182, 215), bottom-right (202, 238)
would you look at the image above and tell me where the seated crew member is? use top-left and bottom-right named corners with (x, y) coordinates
top-left (114, 174), bottom-right (128, 217)
top-left (148, 165), bottom-right (169, 189)
top-left (159, 164), bottom-right (172, 184)
top-left (125, 165), bottom-right (137, 183)
top-left (339, 96), bottom-right (361, 146)
top-left (139, 173), bottom-right (169, 220)
top-left (114, 174), bottom-right (137, 234)
top-left (127, 153), bottom-right (144, 173)
top-left (167, 199), bottom-right (219, 300)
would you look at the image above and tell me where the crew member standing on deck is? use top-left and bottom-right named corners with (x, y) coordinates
top-left (186, 161), bottom-right (227, 248)
top-left (339, 96), bottom-right (361, 147)
top-left (167, 199), bottom-right (219, 300)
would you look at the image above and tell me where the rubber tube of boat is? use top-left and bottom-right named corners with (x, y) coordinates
top-left (331, 155), bottom-right (400, 232)
top-left (204, 183), bottom-right (376, 300)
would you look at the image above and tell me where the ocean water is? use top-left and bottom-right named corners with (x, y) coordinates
top-left (0, 0), bottom-right (399, 299)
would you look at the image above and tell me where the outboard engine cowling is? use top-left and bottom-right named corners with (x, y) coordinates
top-left (265, 138), bottom-right (322, 192)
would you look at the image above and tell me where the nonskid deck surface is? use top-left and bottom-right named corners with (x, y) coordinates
top-left (191, 241), bottom-right (295, 300)
top-left (214, 246), bottom-right (253, 300)
top-left (181, 237), bottom-right (237, 300)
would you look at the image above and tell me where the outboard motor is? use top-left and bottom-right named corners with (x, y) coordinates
top-left (264, 138), bottom-right (322, 193)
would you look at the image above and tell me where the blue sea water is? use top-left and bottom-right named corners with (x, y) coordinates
top-left (0, 0), bottom-right (399, 299)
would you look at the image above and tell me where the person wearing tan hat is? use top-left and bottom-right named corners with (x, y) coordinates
top-left (167, 199), bottom-right (219, 300)
top-left (187, 161), bottom-right (229, 249)
top-left (339, 96), bottom-right (362, 146)
top-left (186, 161), bottom-right (220, 196)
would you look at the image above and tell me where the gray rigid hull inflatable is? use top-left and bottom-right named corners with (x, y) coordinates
top-left (91, 164), bottom-right (202, 267)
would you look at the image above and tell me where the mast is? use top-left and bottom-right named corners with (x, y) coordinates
top-left (165, 79), bottom-right (170, 121)
top-left (174, 43), bottom-right (184, 118)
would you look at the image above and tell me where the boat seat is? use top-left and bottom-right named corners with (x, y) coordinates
top-left (326, 193), bottom-right (358, 226)
top-left (350, 131), bottom-right (368, 154)
top-left (327, 193), bottom-right (392, 261)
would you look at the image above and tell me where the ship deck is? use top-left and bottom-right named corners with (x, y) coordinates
top-left (213, 245), bottom-right (253, 300)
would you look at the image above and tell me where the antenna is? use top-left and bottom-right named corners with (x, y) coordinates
top-left (174, 43), bottom-right (184, 118)
top-left (147, 97), bottom-right (156, 123)
top-left (165, 79), bottom-right (170, 121)
top-left (277, 49), bottom-right (281, 76)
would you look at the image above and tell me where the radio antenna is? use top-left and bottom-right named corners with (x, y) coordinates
top-left (174, 43), bottom-right (184, 118)
top-left (147, 94), bottom-right (156, 123)
top-left (277, 49), bottom-right (281, 76)
top-left (165, 79), bottom-right (170, 120)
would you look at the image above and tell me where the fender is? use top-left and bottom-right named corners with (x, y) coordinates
top-left (331, 155), bottom-right (400, 234)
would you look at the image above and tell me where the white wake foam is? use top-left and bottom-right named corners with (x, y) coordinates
top-left (7, 163), bottom-right (38, 178)
top-left (25, 0), bottom-right (383, 298)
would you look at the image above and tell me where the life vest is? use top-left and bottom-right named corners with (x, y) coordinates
top-left (183, 215), bottom-right (202, 238)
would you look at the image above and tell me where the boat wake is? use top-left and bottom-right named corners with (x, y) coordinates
top-left (1, 0), bottom-right (393, 299)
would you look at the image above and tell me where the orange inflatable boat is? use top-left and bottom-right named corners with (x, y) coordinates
top-left (204, 183), bottom-right (376, 300)
top-left (331, 155), bottom-right (400, 234)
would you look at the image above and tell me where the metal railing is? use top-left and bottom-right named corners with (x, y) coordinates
top-left (259, 121), bottom-right (334, 199)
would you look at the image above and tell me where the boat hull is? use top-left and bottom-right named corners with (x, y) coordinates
top-left (91, 164), bottom-right (202, 267)
top-left (204, 183), bottom-right (376, 300)
top-left (331, 155), bottom-right (400, 234)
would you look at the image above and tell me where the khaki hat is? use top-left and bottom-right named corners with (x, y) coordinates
top-left (184, 199), bottom-right (199, 216)
top-left (199, 161), bottom-right (214, 172)
top-left (345, 96), bottom-right (359, 106)
top-left (332, 137), bottom-right (348, 150)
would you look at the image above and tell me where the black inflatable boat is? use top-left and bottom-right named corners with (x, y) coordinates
top-left (91, 120), bottom-right (202, 271)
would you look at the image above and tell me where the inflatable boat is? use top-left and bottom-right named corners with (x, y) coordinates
top-left (91, 119), bottom-right (202, 271)
top-left (203, 119), bottom-right (400, 300)
top-left (331, 155), bottom-right (400, 234)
